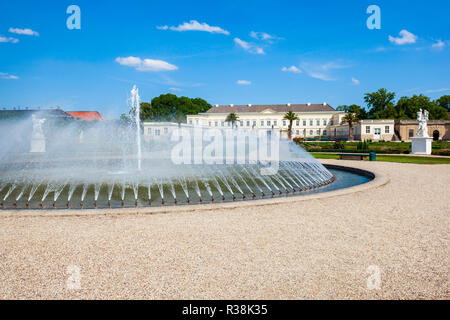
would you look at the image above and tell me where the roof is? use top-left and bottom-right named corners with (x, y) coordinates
top-left (0, 109), bottom-right (74, 120)
top-left (205, 103), bottom-right (336, 114)
top-left (66, 111), bottom-right (106, 121)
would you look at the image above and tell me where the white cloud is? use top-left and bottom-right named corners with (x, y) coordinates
top-left (9, 27), bottom-right (39, 36)
top-left (281, 66), bottom-right (301, 73)
top-left (300, 61), bottom-right (350, 81)
top-left (234, 38), bottom-right (265, 54)
top-left (0, 72), bottom-right (19, 80)
top-left (425, 88), bottom-right (449, 93)
top-left (0, 36), bottom-right (19, 43)
top-left (388, 30), bottom-right (418, 45)
top-left (237, 80), bottom-right (251, 85)
top-left (250, 31), bottom-right (277, 41)
top-left (157, 20), bottom-right (229, 35)
top-left (431, 40), bottom-right (445, 50)
top-left (115, 56), bottom-right (178, 72)
top-left (169, 87), bottom-right (182, 91)
top-left (351, 77), bottom-right (360, 85)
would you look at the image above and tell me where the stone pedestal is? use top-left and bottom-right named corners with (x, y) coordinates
top-left (411, 136), bottom-right (432, 155)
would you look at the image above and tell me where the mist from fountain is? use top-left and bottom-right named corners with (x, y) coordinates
top-left (0, 85), bottom-right (336, 209)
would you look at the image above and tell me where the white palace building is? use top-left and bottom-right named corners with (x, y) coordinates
top-left (143, 102), bottom-right (396, 141)
top-left (186, 103), bottom-right (346, 139)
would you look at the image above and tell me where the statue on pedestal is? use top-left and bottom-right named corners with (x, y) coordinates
top-left (416, 109), bottom-right (429, 138)
top-left (411, 108), bottom-right (432, 155)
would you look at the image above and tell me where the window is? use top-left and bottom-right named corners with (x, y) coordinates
top-left (221, 121), bottom-right (225, 126)
top-left (309, 130), bottom-right (313, 135)
top-left (330, 120), bottom-right (334, 125)
top-left (296, 130), bottom-right (299, 135)
top-left (246, 120), bottom-right (250, 127)
top-left (208, 122), bottom-right (211, 127)
top-left (196, 120), bottom-right (199, 125)
top-left (267, 120), bottom-right (271, 126)
top-left (374, 128), bottom-right (381, 135)
top-left (147, 128), bottom-right (152, 134)
top-left (316, 120), bottom-right (320, 126)
top-left (253, 121), bottom-right (256, 127)
top-left (296, 120), bottom-right (300, 126)
top-left (273, 120), bottom-right (277, 126)
top-left (283, 120), bottom-right (286, 126)
top-left (261, 121), bottom-right (264, 127)
top-left (164, 128), bottom-right (168, 134)
top-left (309, 120), bottom-right (313, 126)
top-left (240, 121), bottom-right (244, 127)
top-left (317, 129), bottom-right (320, 135)
top-left (228, 122), bottom-right (231, 127)
top-left (409, 129), bottom-right (414, 138)
top-left (323, 130), bottom-right (327, 136)
top-left (385, 126), bottom-right (390, 133)
top-left (323, 120), bottom-right (327, 126)
top-left (215, 121), bottom-right (218, 127)
top-left (366, 126), bottom-right (370, 134)
top-left (303, 120), bottom-right (307, 126)
top-left (155, 129), bottom-right (161, 136)
top-left (189, 120), bottom-right (193, 124)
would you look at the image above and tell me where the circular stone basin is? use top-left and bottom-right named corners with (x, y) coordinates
top-left (0, 162), bottom-right (372, 210)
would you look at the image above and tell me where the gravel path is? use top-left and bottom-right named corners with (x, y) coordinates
top-left (0, 160), bottom-right (448, 299)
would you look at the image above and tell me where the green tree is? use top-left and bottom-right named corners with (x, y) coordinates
top-left (147, 94), bottom-right (211, 121)
top-left (336, 104), bottom-right (368, 119)
top-left (341, 107), bottom-right (361, 141)
top-left (364, 88), bottom-right (396, 119)
top-left (396, 95), bottom-right (449, 120)
top-left (436, 95), bottom-right (450, 111)
top-left (225, 113), bottom-right (239, 128)
top-left (173, 112), bottom-right (186, 127)
top-left (139, 102), bottom-right (153, 121)
top-left (119, 113), bottom-right (131, 126)
top-left (283, 111), bottom-right (299, 139)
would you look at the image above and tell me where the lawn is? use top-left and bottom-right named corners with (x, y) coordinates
top-left (298, 141), bottom-right (450, 156)
top-left (311, 153), bottom-right (450, 164)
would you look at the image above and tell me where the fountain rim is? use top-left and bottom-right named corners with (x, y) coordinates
top-left (0, 164), bottom-right (385, 218)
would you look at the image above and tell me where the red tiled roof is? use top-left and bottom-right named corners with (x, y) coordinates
top-left (205, 104), bottom-right (336, 114)
top-left (66, 111), bottom-right (106, 121)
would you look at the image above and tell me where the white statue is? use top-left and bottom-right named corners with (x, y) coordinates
top-left (416, 109), bottom-right (429, 138)
top-left (30, 115), bottom-right (47, 153)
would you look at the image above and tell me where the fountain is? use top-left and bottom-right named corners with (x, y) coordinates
top-left (0, 86), bottom-right (372, 210)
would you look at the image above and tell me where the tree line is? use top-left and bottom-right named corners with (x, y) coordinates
top-left (120, 93), bottom-right (211, 124)
top-left (337, 89), bottom-right (449, 120)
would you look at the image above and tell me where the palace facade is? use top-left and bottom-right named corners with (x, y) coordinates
top-left (186, 103), bottom-right (345, 138)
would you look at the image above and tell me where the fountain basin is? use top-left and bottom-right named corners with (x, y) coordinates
top-left (0, 162), bottom-right (372, 210)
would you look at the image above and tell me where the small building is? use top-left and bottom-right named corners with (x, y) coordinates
top-left (142, 122), bottom-right (191, 141)
top-left (328, 119), bottom-right (395, 141)
top-left (395, 120), bottom-right (450, 141)
top-left (66, 111), bottom-right (106, 121)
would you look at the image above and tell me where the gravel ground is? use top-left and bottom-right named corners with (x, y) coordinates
top-left (0, 159), bottom-right (448, 299)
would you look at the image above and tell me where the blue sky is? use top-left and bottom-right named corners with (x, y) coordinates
top-left (0, 0), bottom-right (449, 119)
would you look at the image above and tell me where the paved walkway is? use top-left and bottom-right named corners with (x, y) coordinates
top-left (0, 160), bottom-right (448, 299)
